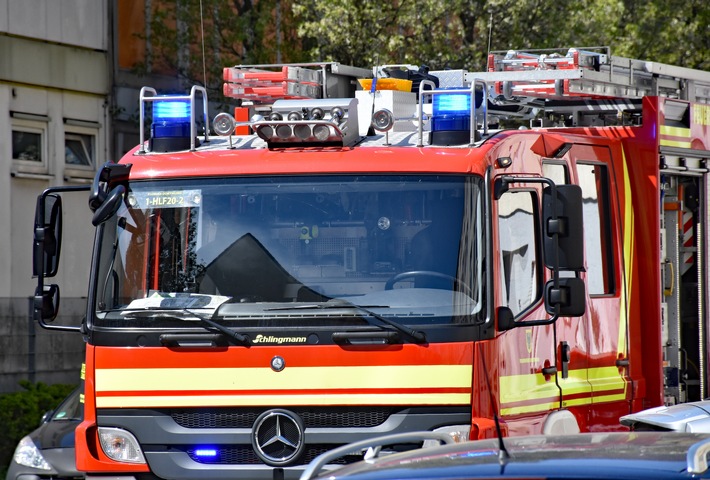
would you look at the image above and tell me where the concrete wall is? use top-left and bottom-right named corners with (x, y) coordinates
top-left (0, 298), bottom-right (86, 392)
top-left (0, 0), bottom-right (108, 393)
top-left (0, 0), bottom-right (106, 51)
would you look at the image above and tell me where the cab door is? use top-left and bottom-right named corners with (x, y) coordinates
top-left (538, 160), bottom-right (592, 430)
top-left (495, 182), bottom-right (562, 434)
top-left (557, 144), bottom-right (633, 428)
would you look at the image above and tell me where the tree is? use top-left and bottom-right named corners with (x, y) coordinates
top-left (136, 0), bottom-right (306, 104)
top-left (292, 0), bottom-right (483, 69)
top-left (292, 0), bottom-right (710, 71)
top-left (613, 0), bottom-right (710, 70)
top-left (132, 0), bottom-right (709, 104)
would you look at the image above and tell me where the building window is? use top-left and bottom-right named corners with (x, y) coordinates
top-left (63, 125), bottom-right (98, 182)
top-left (11, 120), bottom-right (48, 174)
top-left (65, 132), bottom-right (95, 167)
top-left (12, 130), bottom-right (42, 162)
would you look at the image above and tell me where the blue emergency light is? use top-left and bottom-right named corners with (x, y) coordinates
top-left (149, 96), bottom-right (196, 152)
top-left (430, 88), bottom-right (483, 146)
top-left (193, 448), bottom-right (218, 459)
top-left (434, 91), bottom-right (471, 114)
top-left (138, 85), bottom-right (209, 154)
top-left (154, 98), bottom-right (191, 122)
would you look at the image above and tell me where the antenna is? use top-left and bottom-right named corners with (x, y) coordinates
top-left (199, 0), bottom-right (207, 88)
top-left (486, 12), bottom-right (493, 70)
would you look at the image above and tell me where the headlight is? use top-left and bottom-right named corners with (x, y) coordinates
top-left (98, 427), bottom-right (146, 463)
top-left (422, 425), bottom-right (472, 448)
top-left (12, 436), bottom-right (52, 470)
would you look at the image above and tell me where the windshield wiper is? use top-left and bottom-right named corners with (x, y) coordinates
top-left (122, 308), bottom-right (250, 345)
top-left (265, 301), bottom-right (427, 344)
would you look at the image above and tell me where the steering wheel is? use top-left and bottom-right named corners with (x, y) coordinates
top-left (385, 270), bottom-right (471, 295)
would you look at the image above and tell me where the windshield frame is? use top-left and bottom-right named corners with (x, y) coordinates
top-left (88, 174), bottom-right (486, 333)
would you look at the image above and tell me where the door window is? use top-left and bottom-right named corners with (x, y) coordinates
top-left (577, 163), bottom-right (614, 294)
top-left (498, 190), bottom-right (539, 316)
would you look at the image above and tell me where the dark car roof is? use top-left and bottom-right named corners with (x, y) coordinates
top-left (311, 432), bottom-right (710, 480)
top-left (30, 387), bottom-right (83, 450)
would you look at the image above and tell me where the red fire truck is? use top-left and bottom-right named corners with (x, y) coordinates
top-left (32, 47), bottom-right (710, 480)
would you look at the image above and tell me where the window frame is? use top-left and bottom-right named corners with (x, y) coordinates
top-left (11, 119), bottom-right (49, 175)
top-left (63, 124), bottom-right (98, 180)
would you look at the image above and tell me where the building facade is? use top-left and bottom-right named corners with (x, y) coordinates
top-left (0, 0), bottom-right (236, 393)
top-left (0, 0), bottom-right (112, 392)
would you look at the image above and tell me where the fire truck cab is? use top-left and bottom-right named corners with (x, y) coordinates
top-left (32, 47), bottom-right (710, 480)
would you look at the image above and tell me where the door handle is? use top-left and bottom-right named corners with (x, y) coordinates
top-left (332, 331), bottom-right (400, 345)
top-left (560, 341), bottom-right (570, 379)
top-left (616, 358), bottom-right (630, 368)
top-left (159, 333), bottom-right (229, 347)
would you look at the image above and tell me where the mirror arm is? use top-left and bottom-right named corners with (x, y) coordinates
top-left (38, 319), bottom-right (83, 333)
top-left (501, 312), bottom-right (560, 330)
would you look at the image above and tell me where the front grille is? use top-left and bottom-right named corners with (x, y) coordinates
top-left (300, 408), bottom-right (391, 428)
top-left (172, 410), bottom-right (257, 428)
top-left (171, 406), bottom-right (393, 429)
top-left (186, 445), bottom-right (359, 466)
top-left (36, 476), bottom-right (83, 480)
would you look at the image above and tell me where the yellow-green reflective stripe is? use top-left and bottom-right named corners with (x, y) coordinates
top-left (500, 372), bottom-right (558, 405)
top-left (500, 367), bottom-right (626, 415)
top-left (660, 139), bottom-right (692, 148)
top-left (500, 400), bottom-right (559, 416)
top-left (660, 126), bottom-right (690, 138)
top-left (95, 365), bottom-right (472, 392)
top-left (96, 393), bottom-right (471, 408)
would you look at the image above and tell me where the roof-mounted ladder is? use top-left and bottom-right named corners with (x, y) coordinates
top-left (223, 62), bottom-right (371, 104)
top-left (467, 47), bottom-right (710, 125)
top-left (475, 47), bottom-right (710, 103)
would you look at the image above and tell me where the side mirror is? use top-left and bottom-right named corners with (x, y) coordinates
top-left (544, 277), bottom-right (585, 317)
top-left (33, 194), bottom-right (62, 278)
top-left (89, 162), bottom-right (132, 212)
top-left (32, 185), bottom-right (89, 332)
top-left (542, 184), bottom-right (584, 271)
top-left (35, 283), bottom-right (60, 322)
top-left (497, 306), bottom-right (516, 331)
top-left (92, 185), bottom-right (126, 226)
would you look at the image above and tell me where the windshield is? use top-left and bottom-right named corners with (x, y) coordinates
top-left (51, 388), bottom-right (83, 421)
top-left (94, 175), bottom-right (485, 328)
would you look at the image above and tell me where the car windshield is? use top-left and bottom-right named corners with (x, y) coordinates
top-left (50, 388), bottom-right (83, 421)
top-left (94, 175), bottom-right (485, 327)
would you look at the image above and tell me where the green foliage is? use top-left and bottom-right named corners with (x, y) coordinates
top-left (293, 0), bottom-right (481, 68)
top-left (0, 381), bottom-right (77, 475)
top-left (614, 0), bottom-right (710, 70)
top-left (138, 0), bottom-right (306, 106)
top-left (291, 0), bottom-right (710, 71)
top-left (137, 0), bottom-right (709, 95)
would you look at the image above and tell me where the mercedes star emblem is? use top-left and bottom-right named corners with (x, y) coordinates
top-left (251, 409), bottom-right (305, 466)
top-left (271, 356), bottom-right (285, 372)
